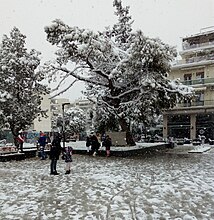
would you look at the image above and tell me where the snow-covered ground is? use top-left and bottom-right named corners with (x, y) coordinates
top-left (0, 142), bottom-right (214, 219)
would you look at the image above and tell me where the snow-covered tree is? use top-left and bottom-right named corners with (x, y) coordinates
top-left (44, 0), bottom-right (193, 145)
top-left (93, 106), bottom-right (120, 133)
top-left (0, 27), bottom-right (49, 139)
top-left (52, 107), bottom-right (86, 134)
top-left (64, 107), bottom-right (86, 134)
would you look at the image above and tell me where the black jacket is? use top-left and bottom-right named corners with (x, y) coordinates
top-left (91, 135), bottom-right (100, 149)
top-left (103, 137), bottom-right (112, 150)
top-left (50, 137), bottom-right (62, 160)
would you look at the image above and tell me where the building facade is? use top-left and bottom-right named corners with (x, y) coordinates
top-left (32, 95), bottom-right (94, 134)
top-left (33, 94), bottom-right (52, 132)
top-left (50, 97), bottom-right (70, 131)
top-left (163, 28), bottom-right (214, 140)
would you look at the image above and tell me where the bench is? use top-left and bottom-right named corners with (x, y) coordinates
top-left (0, 152), bottom-right (25, 162)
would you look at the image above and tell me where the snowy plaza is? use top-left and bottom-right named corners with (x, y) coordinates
top-left (0, 141), bottom-right (214, 220)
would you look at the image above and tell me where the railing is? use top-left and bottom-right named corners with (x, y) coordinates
top-left (181, 78), bottom-right (214, 85)
top-left (186, 54), bottom-right (214, 63)
top-left (172, 56), bottom-right (214, 66)
top-left (176, 100), bottom-right (214, 108)
top-left (182, 41), bottom-right (214, 50)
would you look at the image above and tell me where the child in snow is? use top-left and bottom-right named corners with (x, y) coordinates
top-left (62, 146), bottom-right (73, 174)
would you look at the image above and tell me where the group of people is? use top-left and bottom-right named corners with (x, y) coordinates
top-left (86, 132), bottom-right (112, 157)
top-left (18, 131), bottom-right (72, 175)
top-left (15, 130), bottom-right (112, 176)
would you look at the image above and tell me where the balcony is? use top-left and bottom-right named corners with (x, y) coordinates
top-left (173, 54), bottom-right (214, 66)
top-left (182, 40), bottom-right (214, 51)
top-left (181, 78), bottom-right (214, 86)
top-left (176, 100), bottom-right (214, 108)
top-left (186, 54), bottom-right (214, 63)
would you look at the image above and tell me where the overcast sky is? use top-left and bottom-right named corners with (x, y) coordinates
top-left (1, 0), bottom-right (214, 101)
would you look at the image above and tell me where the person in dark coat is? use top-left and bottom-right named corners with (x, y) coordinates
top-left (102, 135), bottom-right (112, 157)
top-left (50, 133), bottom-right (62, 175)
top-left (90, 133), bottom-right (100, 156)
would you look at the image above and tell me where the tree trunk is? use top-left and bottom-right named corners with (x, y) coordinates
top-left (119, 118), bottom-right (136, 146)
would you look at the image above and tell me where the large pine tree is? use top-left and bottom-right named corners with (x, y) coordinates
top-left (0, 27), bottom-right (49, 139)
top-left (44, 0), bottom-right (193, 145)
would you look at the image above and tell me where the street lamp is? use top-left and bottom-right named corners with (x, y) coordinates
top-left (62, 102), bottom-right (70, 148)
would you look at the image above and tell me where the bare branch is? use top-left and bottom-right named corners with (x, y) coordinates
top-left (86, 54), bottom-right (109, 79)
top-left (50, 79), bottom-right (78, 99)
top-left (54, 65), bottom-right (109, 87)
top-left (106, 87), bottom-right (140, 100)
top-left (50, 71), bottom-right (71, 93)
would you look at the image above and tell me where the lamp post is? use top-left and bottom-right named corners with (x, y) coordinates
top-left (62, 102), bottom-right (70, 148)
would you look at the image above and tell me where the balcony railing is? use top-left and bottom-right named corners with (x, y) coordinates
top-left (186, 54), bottom-right (214, 63)
top-left (181, 78), bottom-right (214, 86)
top-left (176, 100), bottom-right (214, 108)
top-left (182, 41), bottom-right (214, 50)
top-left (173, 54), bottom-right (214, 65)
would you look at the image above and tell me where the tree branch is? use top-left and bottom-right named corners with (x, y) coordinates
top-left (54, 65), bottom-right (109, 87)
top-left (50, 78), bottom-right (78, 99)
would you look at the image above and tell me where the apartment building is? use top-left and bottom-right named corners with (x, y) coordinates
top-left (163, 28), bottom-right (214, 140)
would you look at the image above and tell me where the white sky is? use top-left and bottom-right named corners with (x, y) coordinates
top-left (1, 0), bottom-right (214, 101)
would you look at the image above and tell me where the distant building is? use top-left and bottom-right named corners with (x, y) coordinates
top-left (32, 95), bottom-right (95, 134)
top-left (32, 96), bottom-right (70, 132)
top-left (32, 94), bottom-right (52, 132)
top-left (163, 27), bottom-right (214, 140)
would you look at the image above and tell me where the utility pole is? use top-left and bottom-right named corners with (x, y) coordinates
top-left (62, 102), bottom-right (70, 148)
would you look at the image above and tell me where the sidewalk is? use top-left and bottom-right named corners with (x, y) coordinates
top-left (165, 143), bottom-right (213, 154)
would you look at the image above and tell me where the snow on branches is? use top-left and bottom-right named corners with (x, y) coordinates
top-left (53, 107), bottom-right (86, 134)
top-left (44, 0), bottom-right (194, 144)
top-left (0, 27), bottom-right (49, 136)
top-left (64, 107), bottom-right (86, 134)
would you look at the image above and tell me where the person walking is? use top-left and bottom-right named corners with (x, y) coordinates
top-left (49, 133), bottom-right (62, 175)
top-left (38, 132), bottom-right (47, 160)
top-left (62, 146), bottom-right (73, 174)
top-left (102, 135), bottom-right (112, 157)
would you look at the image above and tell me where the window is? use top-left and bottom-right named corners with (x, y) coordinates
top-left (183, 99), bottom-right (191, 107)
top-left (184, 74), bottom-right (192, 85)
top-left (195, 92), bottom-right (204, 106)
top-left (196, 72), bottom-right (204, 84)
